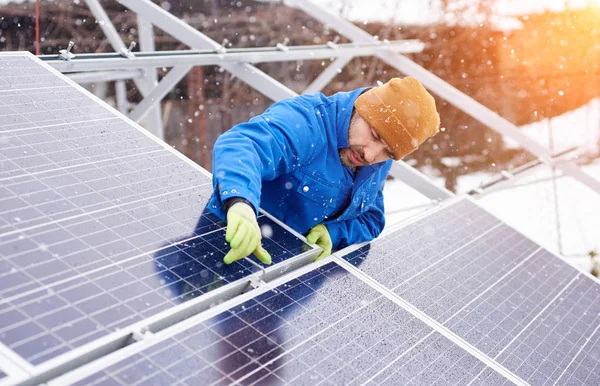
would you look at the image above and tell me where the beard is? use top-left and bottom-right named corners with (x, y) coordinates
top-left (339, 148), bottom-right (365, 169)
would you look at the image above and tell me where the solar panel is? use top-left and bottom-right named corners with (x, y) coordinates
top-left (342, 197), bottom-right (600, 385)
top-left (3, 52), bottom-right (599, 386)
top-left (57, 262), bottom-right (516, 385)
top-left (0, 52), bottom-right (313, 369)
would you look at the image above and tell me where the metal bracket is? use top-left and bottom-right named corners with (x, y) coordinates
top-left (120, 41), bottom-right (137, 59)
top-left (276, 37), bottom-right (290, 52)
top-left (131, 326), bottom-right (153, 342)
top-left (244, 256), bottom-right (267, 288)
top-left (58, 41), bottom-right (76, 61)
top-left (216, 38), bottom-right (228, 54)
top-left (468, 146), bottom-right (579, 196)
top-left (326, 36), bottom-right (340, 49)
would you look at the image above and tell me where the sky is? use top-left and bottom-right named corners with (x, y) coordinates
top-left (1, 0), bottom-right (599, 20)
top-left (326, 0), bottom-right (598, 24)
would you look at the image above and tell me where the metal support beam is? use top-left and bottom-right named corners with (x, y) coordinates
top-left (137, 15), bottom-right (164, 140)
top-left (84, 0), bottom-right (127, 53)
top-left (113, 0), bottom-right (312, 101)
top-left (304, 55), bottom-right (353, 94)
top-left (390, 161), bottom-right (454, 201)
top-left (66, 69), bottom-right (144, 84)
top-left (284, 0), bottom-right (600, 196)
top-left (84, 0), bottom-right (152, 98)
top-left (115, 80), bottom-right (130, 114)
top-left (42, 40), bottom-right (422, 73)
top-left (128, 65), bottom-right (192, 123)
top-left (76, 0), bottom-right (447, 202)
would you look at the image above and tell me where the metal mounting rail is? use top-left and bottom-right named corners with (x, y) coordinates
top-left (40, 40), bottom-right (424, 73)
top-left (468, 146), bottom-right (580, 197)
top-left (7, 247), bottom-right (320, 386)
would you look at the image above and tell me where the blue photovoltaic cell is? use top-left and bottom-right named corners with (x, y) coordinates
top-left (342, 198), bottom-right (600, 385)
top-left (71, 262), bottom-right (512, 386)
top-left (0, 54), bottom-right (309, 365)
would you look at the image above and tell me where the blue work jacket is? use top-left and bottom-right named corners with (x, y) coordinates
top-left (208, 88), bottom-right (392, 250)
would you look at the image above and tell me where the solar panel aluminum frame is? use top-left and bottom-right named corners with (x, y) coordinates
top-left (20, 253), bottom-right (339, 386)
top-left (0, 342), bottom-right (31, 383)
top-left (331, 195), bottom-right (600, 385)
top-left (332, 253), bottom-right (527, 385)
top-left (42, 255), bottom-right (522, 386)
top-left (342, 194), bottom-right (600, 288)
top-left (0, 51), bottom-right (321, 385)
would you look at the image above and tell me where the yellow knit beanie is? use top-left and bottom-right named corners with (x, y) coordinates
top-left (354, 77), bottom-right (440, 160)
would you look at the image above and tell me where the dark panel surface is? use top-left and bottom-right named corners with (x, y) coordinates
top-left (72, 263), bottom-right (512, 386)
top-left (0, 54), bottom-right (309, 366)
top-left (342, 198), bottom-right (600, 386)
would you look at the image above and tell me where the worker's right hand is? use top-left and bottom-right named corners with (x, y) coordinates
top-left (224, 202), bottom-right (272, 265)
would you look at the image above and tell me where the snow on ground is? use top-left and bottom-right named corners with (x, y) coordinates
top-left (384, 99), bottom-right (600, 273)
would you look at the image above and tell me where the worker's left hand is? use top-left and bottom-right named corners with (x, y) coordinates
top-left (306, 224), bottom-right (332, 261)
top-left (224, 203), bottom-right (272, 265)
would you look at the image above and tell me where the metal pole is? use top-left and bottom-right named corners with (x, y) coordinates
top-left (128, 65), bottom-right (193, 123)
top-left (66, 69), bottom-right (144, 84)
top-left (42, 41), bottom-right (423, 72)
top-left (137, 15), bottom-right (165, 140)
top-left (304, 55), bottom-right (353, 94)
top-left (115, 80), bottom-right (129, 114)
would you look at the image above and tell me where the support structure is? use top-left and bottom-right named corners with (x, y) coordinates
top-left (53, 0), bottom-right (599, 207)
top-left (43, 41), bottom-right (423, 73)
top-left (128, 65), bottom-right (193, 123)
top-left (283, 0), bottom-right (600, 196)
top-left (84, 0), bottom-right (164, 138)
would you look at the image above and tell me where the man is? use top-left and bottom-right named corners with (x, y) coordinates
top-left (208, 77), bottom-right (440, 264)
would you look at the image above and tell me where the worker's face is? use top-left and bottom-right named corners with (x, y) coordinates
top-left (340, 112), bottom-right (394, 168)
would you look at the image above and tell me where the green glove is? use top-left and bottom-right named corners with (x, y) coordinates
top-left (306, 224), bottom-right (332, 262)
top-left (224, 202), bottom-right (272, 265)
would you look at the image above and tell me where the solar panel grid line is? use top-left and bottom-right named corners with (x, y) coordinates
top-left (556, 323), bottom-right (600, 385)
top-left (0, 146), bottom-right (168, 186)
top-left (443, 249), bottom-right (583, 355)
top-left (344, 200), bottom-right (504, 293)
top-left (0, 53), bottom-right (316, 374)
top-left (405, 231), bottom-right (543, 323)
top-left (439, 245), bottom-right (543, 328)
top-left (387, 221), bottom-right (505, 289)
top-left (2, 140), bottom-right (198, 193)
top-left (0, 186), bottom-right (213, 295)
top-left (41, 255), bottom-right (337, 386)
top-left (356, 328), bottom-right (442, 385)
top-left (535, 312), bottom-right (600, 385)
top-left (491, 274), bottom-right (600, 385)
top-left (332, 256), bottom-right (527, 386)
top-left (0, 182), bottom-right (205, 239)
top-left (46, 260), bottom-right (512, 386)
top-left (0, 232), bottom-right (315, 376)
top-left (0, 186), bottom-right (209, 238)
top-left (0, 182), bottom-right (212, 261)
top-left (1, 163), bottom-right (205, 219)
top-left (340, 197), bottom-right (600, 385)
top-left (0, 118), bottom-right (119, 136)
top-left (0, 54), bottom-right (212, 185)
top-left (0, 219), bottom-right (310, 346)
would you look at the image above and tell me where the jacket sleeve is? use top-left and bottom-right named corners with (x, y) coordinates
top-left (325, 188), bottom-right (386, 250)
top-left (209, 99), bottom-right (323, 220)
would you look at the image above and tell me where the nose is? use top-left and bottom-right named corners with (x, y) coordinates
top-left (363, 142), bottom-right (387, 163)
